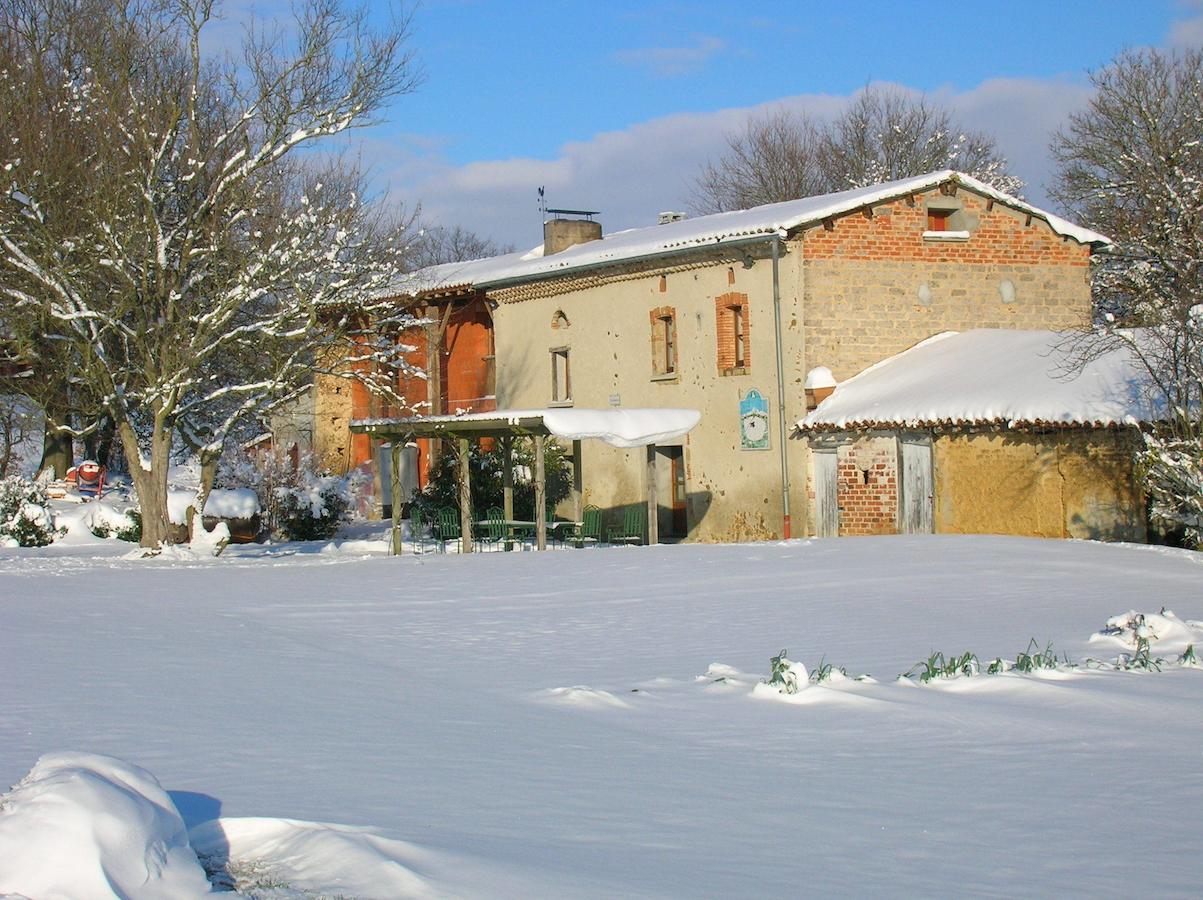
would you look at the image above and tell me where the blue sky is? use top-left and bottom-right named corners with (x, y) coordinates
top-left (234, 0), bottom-right (1203, 248)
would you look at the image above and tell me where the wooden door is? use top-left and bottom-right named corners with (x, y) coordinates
top-left (899, 436), bottom-right (934, 534)
top-left (813, 448), bottom-right (838, 537)
top-left (668, 447), bottom-right (687, 536)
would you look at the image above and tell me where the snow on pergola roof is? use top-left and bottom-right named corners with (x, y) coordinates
top-left (387, 171), bottom-right (1111, 298)
top-left (796, 330), bottom-right (1163, 432)
top-left (352, 407), bottom-right (702, 448)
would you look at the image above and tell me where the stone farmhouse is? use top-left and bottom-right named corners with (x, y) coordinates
top-left (315, 170), bottom-right (1114, 542)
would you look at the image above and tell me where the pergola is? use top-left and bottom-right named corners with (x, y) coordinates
top-left (350, 408), bottom-right (702, 554)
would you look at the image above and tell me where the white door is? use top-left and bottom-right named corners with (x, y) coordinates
top-left (813, 449), bottom-right (839, 537)
top-left (899, 436), bottom-right (933, 534)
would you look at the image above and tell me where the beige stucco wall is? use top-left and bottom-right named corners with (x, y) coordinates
top-left (493, 250), bottom-right (809, 543)
top-left (933, 430), bottom-right (1145, 541)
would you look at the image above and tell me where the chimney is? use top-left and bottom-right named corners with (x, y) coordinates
top-left (543, 208), bottom-right (602, 255)
top-left (804, 366), bottom-right (837, 410)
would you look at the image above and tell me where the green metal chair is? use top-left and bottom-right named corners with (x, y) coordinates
top-left (569, 505), bottom-right (604, 548)
top-left (479, 506), bottom-right (508, 551)
top-left (409, 506), bottom-right (432, 554)
top-left (609, 504), bottom-right (647, 546)
top-left (435, 506), bottom-right (461, 552)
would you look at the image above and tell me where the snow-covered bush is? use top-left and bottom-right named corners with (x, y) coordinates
top-left (0, 475), bottom-right (56, 547)
top-left (219, 448), bottom-right (364, 541)
top-left (1137, 432), bottom-right (1203, 547)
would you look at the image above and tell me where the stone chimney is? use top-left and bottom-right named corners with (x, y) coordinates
top-left (804, 366), bottom-right (837, 410)
top-left (543, 217), bottom-right (602, 255)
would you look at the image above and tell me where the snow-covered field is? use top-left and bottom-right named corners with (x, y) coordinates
top-left (1, 533), bottom-right (1201, 897)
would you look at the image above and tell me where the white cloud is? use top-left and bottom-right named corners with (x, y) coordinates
top-left (611, 35), bottom-right (728, 78)
top-left (363, 77), bottom-right (1093, 249)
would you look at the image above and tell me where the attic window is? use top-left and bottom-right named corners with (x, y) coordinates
top-left (927, 209), bottom-right (953, 231)
top-left (551, 309), bottom-right (570, 329)
top-left (923, 204), bottom-right (971, 242)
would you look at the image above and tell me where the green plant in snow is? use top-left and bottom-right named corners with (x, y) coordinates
top-left (1118, 635), bottom-right (1162, 671)
top-left (0, 474), bottom-right (55, 547)
top-left (767, 649), bottom-right (801, 694)
top-left (906, 650), bottom-right (979, 683)
top-left (1013, 639), bottom-right (1062, 673)
top-left (986, 657), bottom-right (1007, 675)
top-left (1179, 644), bottom-right (1198, 666)
top-left (809, 657), bottom-right (847, 684)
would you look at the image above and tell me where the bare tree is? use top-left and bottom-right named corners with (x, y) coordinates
top-left (413, 224), bottom-right (513, 267)
top-left (0, 0), bottom-right (424, 547)
top-left (691, 109), bottom-right (830, 214)
top-left (689, 87), bottom-right (1022, 214)
top-left (1051, 48), bottom-right (1203, 543)
top-left (819, 88), bottom-right (1023, 194)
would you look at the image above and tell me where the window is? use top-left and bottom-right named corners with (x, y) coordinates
top-left (732, 305), bottom-right (746, 368)
top-left (551, 347), bottom-right (571, 404)
top-left (715, 292), bottom-right (750, 374)
top-left (923, 204), bottom-right (971, 241)
top-left (927, 208), bottom-right (952, 231)
top-left (650, 306), bottom-right (678, 378)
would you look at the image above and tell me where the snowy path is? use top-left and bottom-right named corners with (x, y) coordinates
top-left (1, 535), bottom-right (1201, 897)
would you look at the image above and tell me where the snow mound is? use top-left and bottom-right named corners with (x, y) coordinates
top-left (0, 752), bottom-right (213, 899)
top-left (1090, 609), bottom-right (1203, 654)
top-left (202, 488), bottom-right (260, 519)
top-left (191, 817), bottom-right (434, 899)
top-left (536, 686), bottom-right (631, 709)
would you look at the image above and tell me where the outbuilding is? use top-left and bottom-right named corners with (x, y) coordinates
top-left (794, 329), bottom-right (1160, 541)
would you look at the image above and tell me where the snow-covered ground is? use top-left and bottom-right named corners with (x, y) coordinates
top-left (1, 533), bottom-right (1201, 897)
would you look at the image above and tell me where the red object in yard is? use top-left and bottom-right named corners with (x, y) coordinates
top-left (67, 461), bottom-right (107, 499)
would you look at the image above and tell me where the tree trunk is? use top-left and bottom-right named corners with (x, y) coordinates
top-left (38, 400), bottom-right (73, 477)
top-left (118, 417), bottom-right (174, 548)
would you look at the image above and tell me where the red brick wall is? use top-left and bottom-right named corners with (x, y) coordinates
top-left (802, 189), bottom-right (1091, 267)
top-left (837, 439), bottom-right (898, 536)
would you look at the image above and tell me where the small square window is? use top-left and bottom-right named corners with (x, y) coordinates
top-left (927, 208), bottom-right (953, 232)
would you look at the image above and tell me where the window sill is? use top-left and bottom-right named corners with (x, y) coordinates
top-left (650, 372), bottom-right (679, 383)
top-left (922, 230), bottom-right (971, 242)
top-left (548, 400), bottom-right (574, 408)
top-left (721, 366), bottom-right (750, 377)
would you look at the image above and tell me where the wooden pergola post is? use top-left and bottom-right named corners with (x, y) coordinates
top-left (646, 444), bottom-right (659, 546)
top-left (390, 442), bottom-right (403, 556)
top-left (571, 439), bottom-right (583, 524)
top-left (501, 436), bottom-right (514, 522)
top-left (458, 437), bottom-right (473, 553)
top-left (534, 434), bottom-right (547, 550)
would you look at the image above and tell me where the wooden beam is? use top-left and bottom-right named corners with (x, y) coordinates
top-left (646, 444), bottom-right (658, 546)
top-left (390, 442), bottom-right (403, 556)
top-left (458, 437), bottom-right (473, 553)
top-left (572, 439), bottom-right (583, 524)
top-left (501, 436), bottom-right (514, 522)
top-left (534, 434), bottom-right (547, 551)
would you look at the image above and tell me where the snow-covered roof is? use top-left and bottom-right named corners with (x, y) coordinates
top-left (796, 330), bottom-right (1163, 432)
top-left (389, 171), bottom-right (1111, 297)
top-left (353, 407), bottom-right (701, 448)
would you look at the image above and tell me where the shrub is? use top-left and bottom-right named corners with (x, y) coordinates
top-left (410, 439), bottom-right (572, 522)
top-left (217, 447), bottom-right (363, 541)
top-left (0, 474), bottom-right (56, 547)
top-left (275, 481), bottom-right (350, 541)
